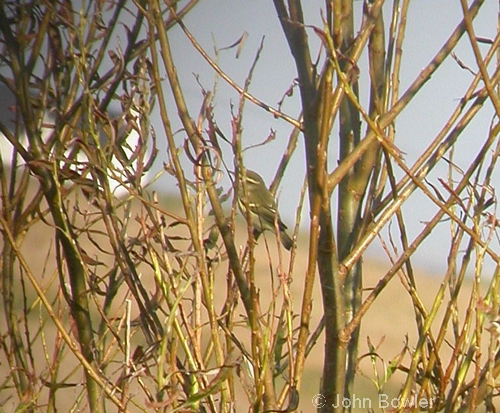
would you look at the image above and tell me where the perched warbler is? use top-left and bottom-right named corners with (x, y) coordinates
top-left (237, 170), bottom-right (293, 251)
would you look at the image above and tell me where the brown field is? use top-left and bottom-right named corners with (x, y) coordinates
top-left (0, 194), bottom-right (494, 412)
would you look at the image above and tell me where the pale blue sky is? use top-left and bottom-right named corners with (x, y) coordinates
top-left (1, 1), bottom-right (498, 274)
top-left (161, 1), bottom-right (499, 274)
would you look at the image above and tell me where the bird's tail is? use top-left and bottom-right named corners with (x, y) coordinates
top-left (280, 229), bottom-right (293, 251)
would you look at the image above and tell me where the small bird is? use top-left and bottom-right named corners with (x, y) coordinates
top-left (237, 170), bottom-right (293, 251)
